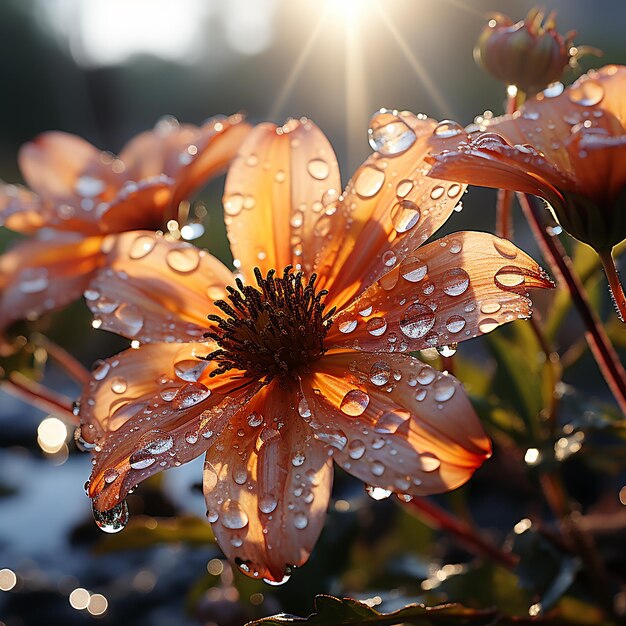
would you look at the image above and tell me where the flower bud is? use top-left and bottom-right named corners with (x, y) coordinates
top-left (474, 8), bottom-right (576, 95)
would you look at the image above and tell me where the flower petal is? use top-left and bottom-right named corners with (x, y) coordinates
top-left (301, 350), bottom-right (491, 495)
top-left (223, 119), bottom-right (341, 283)
top-left (119, 114), bottom-right (251, 215)
top-left (204, 382), bottom-right (333, 582)
top-left (0, 183), bottom-right (48, 234)
top-left (83, 342), bottom-right (254, 512)
top-left (0, 234), bottom-right (104, 335)
top-left (327, 231), bottom-right (553, 352)
top-left (316, 113), bottom-right (469, 310)
top-left (87, 232), bottom-right (233, 342)
top-left (18, 131), bottom-right (121, 204)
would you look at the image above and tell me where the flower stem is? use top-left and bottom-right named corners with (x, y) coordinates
top-left (518, 193), bottom-right (626, 414)
top-left (31, 333), bottom-right (91, 385)
top-left (400, 495), bottom-right (517, 569)
top-left (3, 371), bottom-right (78, 424)
top-left (598, 248), bottom-right (626, 323)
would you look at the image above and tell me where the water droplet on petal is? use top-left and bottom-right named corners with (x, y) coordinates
top-left (445, 315), bottom-right (466, 334)
top-left (370, 461), bottom-right (385, 476)
top-left (221, 500), bottom-right (249, 529)
top-left (166, 246), bottom-right (200, 273)
top-left (307, 158), bottom-right (330, 180)
top-left (338, 319), bottom-right (357, 334)
top-left (478, 318), bottom-right (499, 334)
top-left (417, 367), bottom-right (436, 385)
top-left (400, 256), bottom-right (427, 282)
top-left (493, 237), bottom-right (518, 259)
top-left (298, 397), bottom-right (312, 419)
top-left (400, 303), bottom-right (435, 338)
top-left (368, 110), bottom-right (417, 155)
top-left (172, 382), bottom-right (211, 410)
top-left (354, 165), bottom-right (385, 198)
top-left (396, 179), bottom-right (414, 198)
top-left (348, 439), bottom-right (365, 459)
top-left (419, 453), bottom-right (441, 472)
top-left (174, 359), bottom-right (208, 382)
top-left (259, 494), bottom-right (278, 513)
top-left (366, 317), bottom-right (387, 336)
top-left (110, 376), bottom-right (127, 394)
top-left (114, 303), bottom-right (144, 336)
top-left (436, 344), bottom-right (457, 357)
top-left (365, 485), bottom-right (392, 500)
top-left (129, 234), bottom-right (156, 259)
top-left (19, 268), bottom-right (49, 294)
top-left (390, 199), bottom-right (420, 233)
top-left (247, 411), bottom-right (263, 427)
top-left (293, 511), bottom-right (309, 529)
top-left (103, 468), bottom-right (119, 484)
top-left (370, 360), bottom-right (391, 385)
top-left (92, 500), bottom-right (129, 534)
top-left (340, 389), bottom-right (370, 416)
top-left (382, 250), bottom-right (397, 267)
top-left (442, 267), bottom-right (470, 296)
top-left (495, 266), bottom-right (525, 288)
top-left (433, 377), bottom-right (456, 401)
top-left (480, 301), bottom-right (502, 314)
top-left (430, 185), bottom-right (445, 200)
top-left (433, 120), bottom-right (465, 138)
top-left (568, 79), bottom-right (604, 106)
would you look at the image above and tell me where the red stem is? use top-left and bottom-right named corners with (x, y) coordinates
top-left (598, 249), bottom-right (626, 323)
top-left (401, 495), bottom-right (518, 569)
top-left (518, 193), bottom-right (626, 414)
top-left (3, 372), bottom-right (78, 424)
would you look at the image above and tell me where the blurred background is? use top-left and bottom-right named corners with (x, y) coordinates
top-left (1, 0), bottom-right (625, 624)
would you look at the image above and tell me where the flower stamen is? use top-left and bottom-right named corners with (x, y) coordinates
top-left (205, 267), bottom-right (335, 383)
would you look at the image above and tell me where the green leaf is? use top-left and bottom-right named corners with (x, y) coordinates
top-left (246, 595), bottom-right (497, 625)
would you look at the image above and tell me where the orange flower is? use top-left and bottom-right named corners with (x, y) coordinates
top-left (427, 66), bottom-right (626, 254)
top-left (0, 114), bottom-right (250, 340)
top-left (78, 113), bottom-right (552, 583)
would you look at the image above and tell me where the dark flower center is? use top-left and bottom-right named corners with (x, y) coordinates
top-left (204, 267), bottom-right (335, 384)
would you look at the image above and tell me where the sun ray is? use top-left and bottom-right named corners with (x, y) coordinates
top-left (374, 2), bottom-right (455, 120)
top-left (269, 10), bottom-right (328, 121)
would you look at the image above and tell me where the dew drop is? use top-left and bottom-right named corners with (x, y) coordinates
top-left (365, 485), bottom-right (392, 500)
top-left (19, 268), bottom-right (49, 294)
top-left (419, 453), bottom-right (441, 472)
top-left (400, 303), bottom-right (436, 338)
top-left (221, 500), bottom-right (249, 529)
top-left (368, 111), bottom-right (417, 155)
top-left (110, 376), bottom-right (127, 394)
top-left (292, 452), bottom-right (306, 467)
top-left (417, 367), bottom-right (436, 385)
top-left (366, 317), bottom-right (388, 336)
top-left (293, 511), bottom-right (309, 529)
top-left (114, 303), bottom-right (144, 336)
top-left (75, 176), bottom-right (106, 197)
top-left (259, 494), bottom-right (278, 514)
top-left (400, 256), bottom-right (427, 282)
top-left (298, 397), bottom-right (312, 419)
top-left (224, 193), bottom-right (244, 216)
top-left (478, 318), bottom-right (499, 334)
top-left (436, 344), bottom-right (457, 357)
top-left (129, 234), bottom-right (156, 259)
top-left (442, 267), bottom-right (470, 296)
top-left (247, 412), bottom-right (263, 427)
top-left (103, 468), bottom-right (119, 484)
top-left (433, 377), bottom-right (456, 402)
top-left (433, 120), bottom-right (465, 138)
top-left (129, 449), bottom-right (156, 470)
top-left (172, 382), bottom-right (211, 410)
top-left (92, 500), bottom-right (128, 534)
top-left (370, 461), bottom-right (385, 476)
top-left (396, 179), bottom-right (414, 198)
top-left (92, 360), bottom-right (111, 381)
top-left (307, 158), bottom-right (330, 180)
top-left (348, 439), bottom-right (365, 460)
top-left (390, 199), bottom-right (420, 233)
top-left (174, 359), bottom-right (208, 382)
top-left (495, 266), bottom-right (525, 288)
top-left (492, 237), bottom-right (518, 259)
top-left (430, 185), bottom-right (445, 200)
top-left (445, 315), bottom-right (466, 334)
top-left (480, 301), bottom-right (502, 314)
top-left (338, 319), bottom-right (357, 334)
top-left (382, 250), bottom-right (397, 267)
top-left (369, 360), bottom-right (392, 386)
top-left (166, 246), bottom-right (200, 273)
top-left (354, 165), bottom-right (385, 198)
top-left (340, 389), bottom-right (370, 416)
top-left (568, 80), bottom-right (604, 106)
top-left (447, 183), bottom-right (462, 197)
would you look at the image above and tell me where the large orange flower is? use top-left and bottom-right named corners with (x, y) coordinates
top-left (0, 114), bottom-right (250, 339)
top-left (78, 113), bottom-right (552, 583)
top-left (426, 65), bottom-right (626, 254)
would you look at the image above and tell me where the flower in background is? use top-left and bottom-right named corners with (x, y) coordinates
top-left (426, 66), bottom-right (626, 319)
top-left (78, 113), bottom-right (552, 583)
top-left (474, 7), bottom-right (580, 96)
top-left (0, 114), bottom-right (250, 343)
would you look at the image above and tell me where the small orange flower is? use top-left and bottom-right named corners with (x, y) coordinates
top-left (78, 113), bottom-right (552, 583)
top-left (0, 114), bottom-right (250, 340)
top-left (427, 66), bottom-right (626, 254)
top-left (474, 7), bottom-right (578, 96)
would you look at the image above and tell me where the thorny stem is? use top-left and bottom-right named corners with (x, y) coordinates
top-left (518, 193), bottom-right (626, 415)
top-left (31, 333), bottom-right (91, 386)
top-left (401, 495), bottom-right (518, 569)
top-left (3, 371), bottom-right (77, 424)
top-left (598, 248), bottom-right (626, 324)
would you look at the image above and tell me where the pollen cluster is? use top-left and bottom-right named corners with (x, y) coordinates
top-left (205, 267), bottom-right (335, 383)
